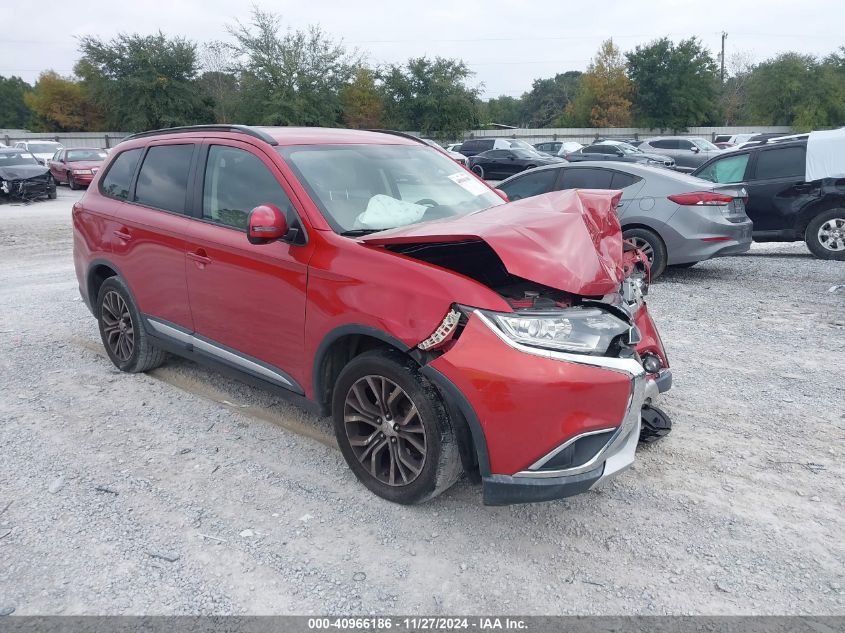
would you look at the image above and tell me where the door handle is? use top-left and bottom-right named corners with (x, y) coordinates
top-left (113, 230), bottom-right (131, 241)
top-left (187, 249), bottom-right (212, 266)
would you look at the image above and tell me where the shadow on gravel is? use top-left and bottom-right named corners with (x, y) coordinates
top-left (740, 251), bottom-right (816, 259)
top-left (657, 267), bottom-right (740, 283)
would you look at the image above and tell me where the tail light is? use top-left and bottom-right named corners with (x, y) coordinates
top-left (668, 192), bottom-right (734, 206)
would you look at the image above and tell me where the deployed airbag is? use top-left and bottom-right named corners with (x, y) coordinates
top-left (355, 194), bottom-right (426, 229)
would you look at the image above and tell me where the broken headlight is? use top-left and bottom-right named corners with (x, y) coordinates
top-left (480, 307), bottom-right (630, 354)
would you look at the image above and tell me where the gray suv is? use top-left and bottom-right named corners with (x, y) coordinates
top-left (638, 137), bottom-right (723, 173)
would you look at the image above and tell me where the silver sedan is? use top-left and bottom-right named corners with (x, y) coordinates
top-left (496, 161), bottom-right (752, 278)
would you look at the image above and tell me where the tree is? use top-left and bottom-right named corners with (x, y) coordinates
top-left (379, 57), bottom-right (479, 138)
top-left (719, 51), bottom-right (755, 125)
top-left (24, 71), bottom-right (102, 131)
top-left (75, 32), bottom-right (213, 131)
top-left (520, 71), bottom-right (581, 127)
top-left (0, 76), bottom-right (33, 129)
top-left (563, 40), bottom-right (632, 127)
top-left (341, 67), bottom-right (383, 128)
top-left (228, 8), bottom-right (357, 126)
top-left (478, 95), bottom-right (524, 127)
top-left (199, 41), bottom-right (239, 123)
top-left (626, 37), bottom-right (719, 130)
top-left (746, 53), bottom-right (845, 130)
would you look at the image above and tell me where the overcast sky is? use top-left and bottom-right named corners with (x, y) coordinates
top-left (4, 0), bottom-right (843, 99)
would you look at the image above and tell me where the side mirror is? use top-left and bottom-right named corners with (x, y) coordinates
top-left (494, 188), bottom-right (509, 202)
top-left (616, 150), bottom-right (624, 156)
top-left (691, 146), bottom-right (700, 153)
top-left (247, 204), bottom-right (289, 245)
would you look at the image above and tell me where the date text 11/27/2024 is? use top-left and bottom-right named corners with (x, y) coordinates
top-left (307, 617), bottom-right (528, 630)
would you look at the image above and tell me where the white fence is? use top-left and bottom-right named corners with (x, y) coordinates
top-left (1, 126), bottom-right (795, 149)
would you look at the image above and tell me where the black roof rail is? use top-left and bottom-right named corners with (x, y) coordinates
top-left (123, 125), bottom-right (278, 146)
top-left (365, 129), bottom-right (430, 147)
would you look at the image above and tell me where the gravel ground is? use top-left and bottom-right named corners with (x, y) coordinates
top-left (0, 188), bottom-right (843, 616)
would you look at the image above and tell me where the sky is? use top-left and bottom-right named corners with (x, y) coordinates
top-left (3, 0), bottom-right (843, 99)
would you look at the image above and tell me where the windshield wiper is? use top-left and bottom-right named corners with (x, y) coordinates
top-left (340, 228), bottom-right (385, 236)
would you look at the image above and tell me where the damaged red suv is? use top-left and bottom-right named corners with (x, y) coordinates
top-left (73, 125), bottom-right (672, 505)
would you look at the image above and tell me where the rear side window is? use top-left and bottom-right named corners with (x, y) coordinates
top-left (753, 146), bottom-right (806, 180)
top-left (486, 150), bottom-right (510, 158)
top-left (677, 139), bottom-right (694, 150)
top-left (559, 168), bottom-right (614, 189)
top-left (134, 144), bottom-right (194, 214)
top-left (649, 139), bottom-right (677, 150)
top-left (696, 153), bottom-right (750, 184)
top-left (500, 169), bottom-right (558, 201)
top-left (610, 172), bottom-right (643, 189)
top-left (202, 145), bottom-right (293, 230)
top-left (100, 148), bottom-right (143, 201)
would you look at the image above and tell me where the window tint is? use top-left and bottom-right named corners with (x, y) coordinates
top-left (100, 148), bottom-right (143, 201)
top-left (486, 150), bottom-right (510, 158)
top-left (134, 145), bottom-right (193, 213)
top-left (753, 146), bottom-right (806, 180)
top-left (558, 168), bottom-right (614, 189)
top-left (203, 145), bottom-right (293, 230)
top-left (677, 139), bottom-right (694, 150)
top-left (499, 169), bottom-right (558, 201)
top-left (481, 140), bottom-right (495, 150)
top-left (610, 172), bottom-right (643, 189)
top-left (583, 145), bottom-right (613, 155)
top-left (649, 139), bottom-right (677, 150)
top-left (695, 153), bottom-right (750, 184)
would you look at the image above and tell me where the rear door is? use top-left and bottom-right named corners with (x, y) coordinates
top-left (182, 140), bottom-right (313, 393)
top-left (107, 142), bottom-right (197, 331)
top-left (49, 150), bottom-right (65, 181)
top-left (744, 144), bottom-right (809, 234)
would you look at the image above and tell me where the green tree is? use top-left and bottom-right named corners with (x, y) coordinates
top-left (199, 41), bottom-right (239, 124)
top-left (746, 53), bottom-right (845, 130)
top-left (521, 71), bottom-right (581, 127)
top-left (0, 76), bottom-right (33, 129)
top-left (478, 95), bottom-right (524, 127)
top-left (563, 40), bottom-right (632, 127)
top-left (341, 67), bottom-right (383, 128)
top-left (75, 32), bottom-right (213, 131)
top-left (24, 71), bottom-right (103, 132)
top-left (228, 8), bottom-right (357, 126)
top-left (626, 37), bottom-right (719, 130)
top-left (379, 57), bottom-right (479, 138)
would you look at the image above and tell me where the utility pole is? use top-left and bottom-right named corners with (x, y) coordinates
top-left (720, 31), bottom-right (728, 84)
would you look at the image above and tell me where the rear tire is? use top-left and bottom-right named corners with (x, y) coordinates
top-left (471, 165), bottom-right (485, 179)
top-left (96, 277), bottom-right (166, 373)
top-left (805, 209), bottom-right (845, 260)
top-left (332, 349), bottom-right (462, 504)
top-left (623, 227), bottom-right (668, 279)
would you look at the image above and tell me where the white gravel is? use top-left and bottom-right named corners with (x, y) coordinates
top-left (0, 188), bottom-right (843, 615)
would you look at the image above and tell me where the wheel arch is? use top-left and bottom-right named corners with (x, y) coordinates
top-left (798, 196), bottom-right (845, 235)
top-left (86, 259), bottom-right (135, 317)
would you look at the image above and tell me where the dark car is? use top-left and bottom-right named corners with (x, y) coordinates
top-left (692, 138), bottom-right (845, 260)
top-left (458, 138), bottom-right (536, 157)
top-left (0, 148), bottom-right (57, 202)
top-left (72, 124), bottom-right (672, 506)
top-left (467, 148), bottom-right (564, 180)
top-left (565, 141), bottom-right (675, 169)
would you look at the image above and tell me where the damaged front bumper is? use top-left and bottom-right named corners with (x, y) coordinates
top-left (426, 309), bottom-right (672, 506)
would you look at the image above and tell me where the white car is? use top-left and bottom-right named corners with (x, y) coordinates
top-left (534, 141), bottom-right (584, 157)
top-left (422, 139), bottom-right (467, 165)
top-left (14, 141), bottom-right (63, 166)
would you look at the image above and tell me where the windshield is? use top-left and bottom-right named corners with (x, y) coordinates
top-left (27, 143), bottom-right (61, 154)
top-left (0, 151), bottom-right (40, 167)
top-left (67, 149), bottom-right (108, 162)
top-left (279, 144), bottom-right (504, 234)
top-left (693, 139), bottom-right (719, 151)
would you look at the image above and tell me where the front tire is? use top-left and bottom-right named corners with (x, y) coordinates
top-left (68, 173), bottom-right (78, 190)
top-left (805, 209), bottom-right (845, 260)
top-left (332, 349), bottom-right (462, 504)
top-left (623, 227), bottom-right (668, 279)
top-left (96, 277), bottom-right (166, 373)
top-left (471, 164), bottom-right (484, 179)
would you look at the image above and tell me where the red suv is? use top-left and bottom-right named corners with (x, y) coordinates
top-left (72, 125), bottom-right (673, 505)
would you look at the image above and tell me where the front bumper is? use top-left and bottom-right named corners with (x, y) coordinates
top-left (428, 311), bottom-right (672, 505)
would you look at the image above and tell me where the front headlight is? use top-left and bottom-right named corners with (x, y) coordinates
top-left (481, 307), bottom-right (631, 354)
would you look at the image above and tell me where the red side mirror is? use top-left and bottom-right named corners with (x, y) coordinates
top-left (247, 204), bottom-right (288, 245)
top-left (494, 188), bottom-right (509, 202)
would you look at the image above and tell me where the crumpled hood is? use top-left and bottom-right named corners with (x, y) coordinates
top-left (361, 189), bottom-right (626, 296)
top-left (0, 164), bottom-right (49, 180)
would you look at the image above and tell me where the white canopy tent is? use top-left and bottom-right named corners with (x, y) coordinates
top-left (806, 127), bottom-right (845, 181)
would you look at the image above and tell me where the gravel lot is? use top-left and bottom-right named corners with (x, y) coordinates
top-left (1, 188), bottom-right (843, 616)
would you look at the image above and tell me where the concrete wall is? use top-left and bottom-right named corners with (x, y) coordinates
top-left (454, 126), bottom-right (794, 144)
top-left (1, 131), bottom-right (127, 149)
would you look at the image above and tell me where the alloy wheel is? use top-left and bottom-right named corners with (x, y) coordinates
top-left (101, 290), bottom-right (135, 362)
top-left (343, 375), bottom-right (426, 486)
top-left (818, 217), bottom-right (845, 252)
top-left (629, 236), bottom-right (655, 261)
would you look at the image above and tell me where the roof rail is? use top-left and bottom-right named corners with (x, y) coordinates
top-left (123, 125), bottom-right (278, 146)
top-left (365, 129), bottom-right (429, 147)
